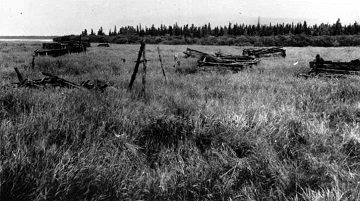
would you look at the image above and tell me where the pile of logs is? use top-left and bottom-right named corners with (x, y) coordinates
top-left (299, 54), bottom-right (360, 78)
top-left (214, 51), bottom-right (260, 65)
top-left (183, 48), bottom-right (259, 72)
top-left (197, 55), bottom-right (247, 72)
top-left (242, 47), bottom-right (286, 58)
top-left (13, 68), bottom-right (108, 92)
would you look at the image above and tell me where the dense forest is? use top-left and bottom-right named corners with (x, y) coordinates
top-left (66, 19), bottom-right (360, 46)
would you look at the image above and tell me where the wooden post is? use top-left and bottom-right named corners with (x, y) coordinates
top-left (31, 55), bottom-right (35, 69)
top-left (142, 45), bottom-right (147, 93)
top-left (14, 68), bottom-right (24, 83)
top-left (128, 42), bottom-right (146, 90)
top-left (157, 47), bottom-right (167, 83)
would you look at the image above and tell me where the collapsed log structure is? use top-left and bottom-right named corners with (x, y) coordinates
top-left (242, 47), bottom-right (286, 58)
top-left (183, 48), bottom-right (259, 72)
top-left (13, 68), bottom-right (108, 92)
top-left (299, 54), bottom-right (360, 78)
top-left (35, 35), bottom-right (89, 57)
top-left (34, 42), bottom-right (87, 57)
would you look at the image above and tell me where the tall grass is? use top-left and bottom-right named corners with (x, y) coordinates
top-left (1, 42), bottom-right (360, 200)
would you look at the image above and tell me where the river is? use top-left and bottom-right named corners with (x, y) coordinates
top-left (0, 38), bottom-right (53, 42)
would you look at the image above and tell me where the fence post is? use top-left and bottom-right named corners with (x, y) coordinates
top-left (128, 41), bottom-right (146, 90)
top-left (157, 47), bottom-right (167, 83)
top-left (31, 55), bottom-right (35, 69)
top-left (141, 44), bottom-right (147, 93)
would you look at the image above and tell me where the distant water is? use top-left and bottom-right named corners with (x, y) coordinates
top-left (0, 38), bottom-right (53, 42)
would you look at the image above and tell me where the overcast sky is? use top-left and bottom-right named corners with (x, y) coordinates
top-left (1, 0), bottom-right (359, 36)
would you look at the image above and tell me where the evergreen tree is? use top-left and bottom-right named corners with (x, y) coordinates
top-left (228, 22), bottom-right (232, 35)
top-left (81, 29), bottom-right (88, 36)
top-left (97, 27), bottom-right (104, 35)
top-left (333, 18), bottom-right (342, 35)
top-left (113, 26), bottom-right (117, 35)
top-left (168, 26), bottom-right (173, 36)
top-left (207, 23), bottom-right (212, 35)
top-left (219, 26), bottom-right (224, 36)
top-left (303, 21), bottom-right (308, 34)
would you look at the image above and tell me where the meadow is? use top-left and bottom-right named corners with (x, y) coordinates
top-left (1, 41), bottom-right (360, 200)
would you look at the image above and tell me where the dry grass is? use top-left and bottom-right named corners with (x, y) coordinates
top-left (1, 41), bottom-right (360, 200)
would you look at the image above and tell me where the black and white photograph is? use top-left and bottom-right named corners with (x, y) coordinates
top-left (1, 0), bottom-right (360, 200)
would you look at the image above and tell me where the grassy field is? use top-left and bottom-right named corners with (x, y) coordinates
top-left (1, 41), bottom-right (360, 201)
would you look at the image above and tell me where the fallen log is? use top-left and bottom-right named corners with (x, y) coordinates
top-left (183, 48), bottom-right (211, 58)
top-left (197, 55), bottom-right (254, 66)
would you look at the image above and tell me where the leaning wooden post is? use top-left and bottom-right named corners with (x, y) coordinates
top-left (14, 68), bottom-right (24, 83)
top-left (128, 41), bottom-right (146, 90)
top-left (157, 46), bottom-right (167, 83)
top-left (141, 44), bottom-right (147, 93)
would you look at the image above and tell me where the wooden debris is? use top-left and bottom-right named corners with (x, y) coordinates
top-left (80, 79), bottom-right (108, 92)
top-left (299, 54), bottom-right (360, 78)
top-left (13, 68), bottom-right (108, 91)
top-left (183, 47), bottom-right (259, 72)
top-left (214, 51), bottom-right (260, 65)
top-left (197, 55), bottom-right (247, 72)
top-left (183, 48), bottom-right (211, 58)
top-left (242, 47), bottom-right (286, 58)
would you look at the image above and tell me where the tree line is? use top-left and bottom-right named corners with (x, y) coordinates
top-left (83, 19), bottom-right (360, 37)
top-left (76, 19), bottom-right (360, 46)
